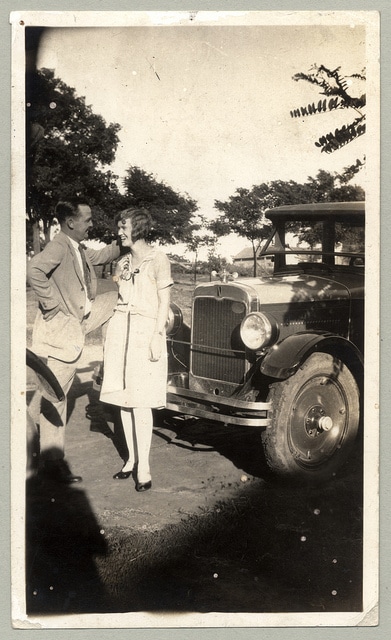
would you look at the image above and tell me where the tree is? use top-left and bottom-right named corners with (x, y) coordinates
top-left (305, 169), bottom-right (365, 203)
top-left (211, 172), bottom-right (364, 276)
top-left (290, 64), bottom-right (366, 179)
top-left (26, 68), bottom-right (123, 251)
top-left (122, 166), bottom-right (199, 245)
top-left (211, 182), bottom-right (309, 277)
top-left (186, 222), bottom-right (217, 283)
top-left (211, 188), bottom-right (271, 277)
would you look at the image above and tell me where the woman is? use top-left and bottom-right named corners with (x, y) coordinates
top-left (100, 208), bottom-right (172, 491)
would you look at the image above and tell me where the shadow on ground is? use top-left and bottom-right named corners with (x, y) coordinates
top-left (26, 451), bottom-right (362, 615)
top-left (26, 477), bottom-right (109, 614)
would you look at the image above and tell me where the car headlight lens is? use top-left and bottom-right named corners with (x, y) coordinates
top-left (240, 312), bottom-right (278, 350)
top-left (166, 302), bottom-right (183, 336)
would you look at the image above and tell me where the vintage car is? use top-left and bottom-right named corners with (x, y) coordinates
top-left (165, 201), bottom-right (365, 480)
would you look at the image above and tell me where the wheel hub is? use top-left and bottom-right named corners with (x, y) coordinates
top-left (305, 405), bottom-right (333, 437)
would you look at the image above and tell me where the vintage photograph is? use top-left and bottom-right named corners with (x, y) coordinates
top-left (11, 10), bottom-right (379, 628)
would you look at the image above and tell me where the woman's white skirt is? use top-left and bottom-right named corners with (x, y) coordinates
top-left (100, 311), bottom-right (168, 408)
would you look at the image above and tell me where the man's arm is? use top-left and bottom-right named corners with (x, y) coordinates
top-left (27, 241), bottom-right (66, 316)
top-left (85, 240), bottom-right (120, 266)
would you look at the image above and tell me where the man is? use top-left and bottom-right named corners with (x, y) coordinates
top-left (27, 199), bottom-right (120, 483)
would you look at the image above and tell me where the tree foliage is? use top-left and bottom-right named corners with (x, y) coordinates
top-left (211, 171), bottom-right (364, 276)
top-left (290, 64), bottom-right (366, 176)
top-left (26, 69), bottom-right (200, 249)
top-left (122, 166), bottom-right (199, 245)
top-left (305, 169), bottom-right (365, 202)
top-left (26, 68), bottom-right (123, 246)
top-left (211, 187), bottom-right (273, 277)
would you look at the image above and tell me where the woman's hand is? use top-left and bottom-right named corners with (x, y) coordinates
top-left (114, 254), bottom-right (130, 277)
top-left (149, 332), bottom-right (164, 362)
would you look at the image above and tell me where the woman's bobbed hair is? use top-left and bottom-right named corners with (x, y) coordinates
top-left (115, 207), bottom-right (152, 243)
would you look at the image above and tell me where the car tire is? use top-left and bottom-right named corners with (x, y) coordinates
top-left (262, 352), bottom-right (360, 481)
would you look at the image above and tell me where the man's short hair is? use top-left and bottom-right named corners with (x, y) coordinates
top-left (115, 207), bottom-right (152, 242)
top-left (55, 200), bottom-right (89, 225)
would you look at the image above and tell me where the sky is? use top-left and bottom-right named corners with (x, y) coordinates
top-left (36, 17), bottom-right (368, 259)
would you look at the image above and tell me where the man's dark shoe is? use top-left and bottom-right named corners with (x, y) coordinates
top-left (40, 459), bottom-right (83, 484)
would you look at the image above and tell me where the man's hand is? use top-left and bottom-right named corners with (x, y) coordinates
top-left (43, 302), bottom-right (68, 321)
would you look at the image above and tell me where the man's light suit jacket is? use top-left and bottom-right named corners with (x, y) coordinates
top-left (27, 231), bottom-right (120, 362)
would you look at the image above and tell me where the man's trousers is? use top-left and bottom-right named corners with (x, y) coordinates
top-left (34, 291), bottom-right (117, 463)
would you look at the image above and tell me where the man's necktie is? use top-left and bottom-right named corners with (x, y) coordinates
top-left (78, 244), bottom-right (92, 300)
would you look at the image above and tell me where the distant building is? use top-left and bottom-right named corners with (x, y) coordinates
top-left (233, 245), bottom-right (273, 266)
top-left (234, 233), bottom-right (326, 272)
top-left (233, 246), bottom-right (260, 266)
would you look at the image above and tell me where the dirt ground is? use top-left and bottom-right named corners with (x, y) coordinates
top-left (26, 341), bottom-right (272, 531)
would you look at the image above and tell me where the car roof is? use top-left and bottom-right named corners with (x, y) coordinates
top-left (265, 201), bottom-right (365, 221)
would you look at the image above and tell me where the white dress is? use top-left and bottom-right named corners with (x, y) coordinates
top-left (100, 249), bottom-right (173, 408)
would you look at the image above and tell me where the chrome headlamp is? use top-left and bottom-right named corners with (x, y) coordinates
top-left (240, 312), bottom-right (278, 350)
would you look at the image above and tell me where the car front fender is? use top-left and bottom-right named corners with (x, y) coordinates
top-left (26, 348), bottom-right (65, 401)
top-left (260, 332), bottom-right (363, 380)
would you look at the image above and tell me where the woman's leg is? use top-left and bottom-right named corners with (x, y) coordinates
top-left (133, 407), bottom-right (153, 483)
top-left (120, 407), bottom-right (136, 472)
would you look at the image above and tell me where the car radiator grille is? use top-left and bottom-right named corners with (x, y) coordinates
top-left (191, 297), bottom-right (247, 383)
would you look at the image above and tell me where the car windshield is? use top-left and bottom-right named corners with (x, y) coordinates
top-left (260, 217), bottom-right (365, 272)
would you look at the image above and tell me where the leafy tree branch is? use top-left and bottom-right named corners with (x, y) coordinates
top-left (290, 64), bottom-right (366, 159)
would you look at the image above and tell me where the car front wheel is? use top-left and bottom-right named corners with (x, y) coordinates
top-left (262, 352), bottom-right (360, 481)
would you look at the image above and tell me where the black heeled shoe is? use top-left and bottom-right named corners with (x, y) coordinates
top-left (113, 465), bottom-right (135, 480)
top-left (135, 480), bottom-right (152, 492)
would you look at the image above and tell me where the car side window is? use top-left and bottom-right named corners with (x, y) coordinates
top-left (334, 222), bottom-right (365, 265)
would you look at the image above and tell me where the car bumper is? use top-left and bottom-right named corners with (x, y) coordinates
top-left (166, 384), bottom-right (271, 428)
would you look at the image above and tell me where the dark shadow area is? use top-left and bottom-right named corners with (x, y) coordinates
top-left (25, 448), bottom-right (362, 614)
top-left (153, 410), bottom-right (269, 479)
top-left (26, 459), bottom-right (109, 615)
top-left (92, 463), bottom-right (363, 614)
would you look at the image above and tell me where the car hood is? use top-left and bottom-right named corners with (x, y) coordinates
top-left (238, 273), bottom-right (351, 307)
